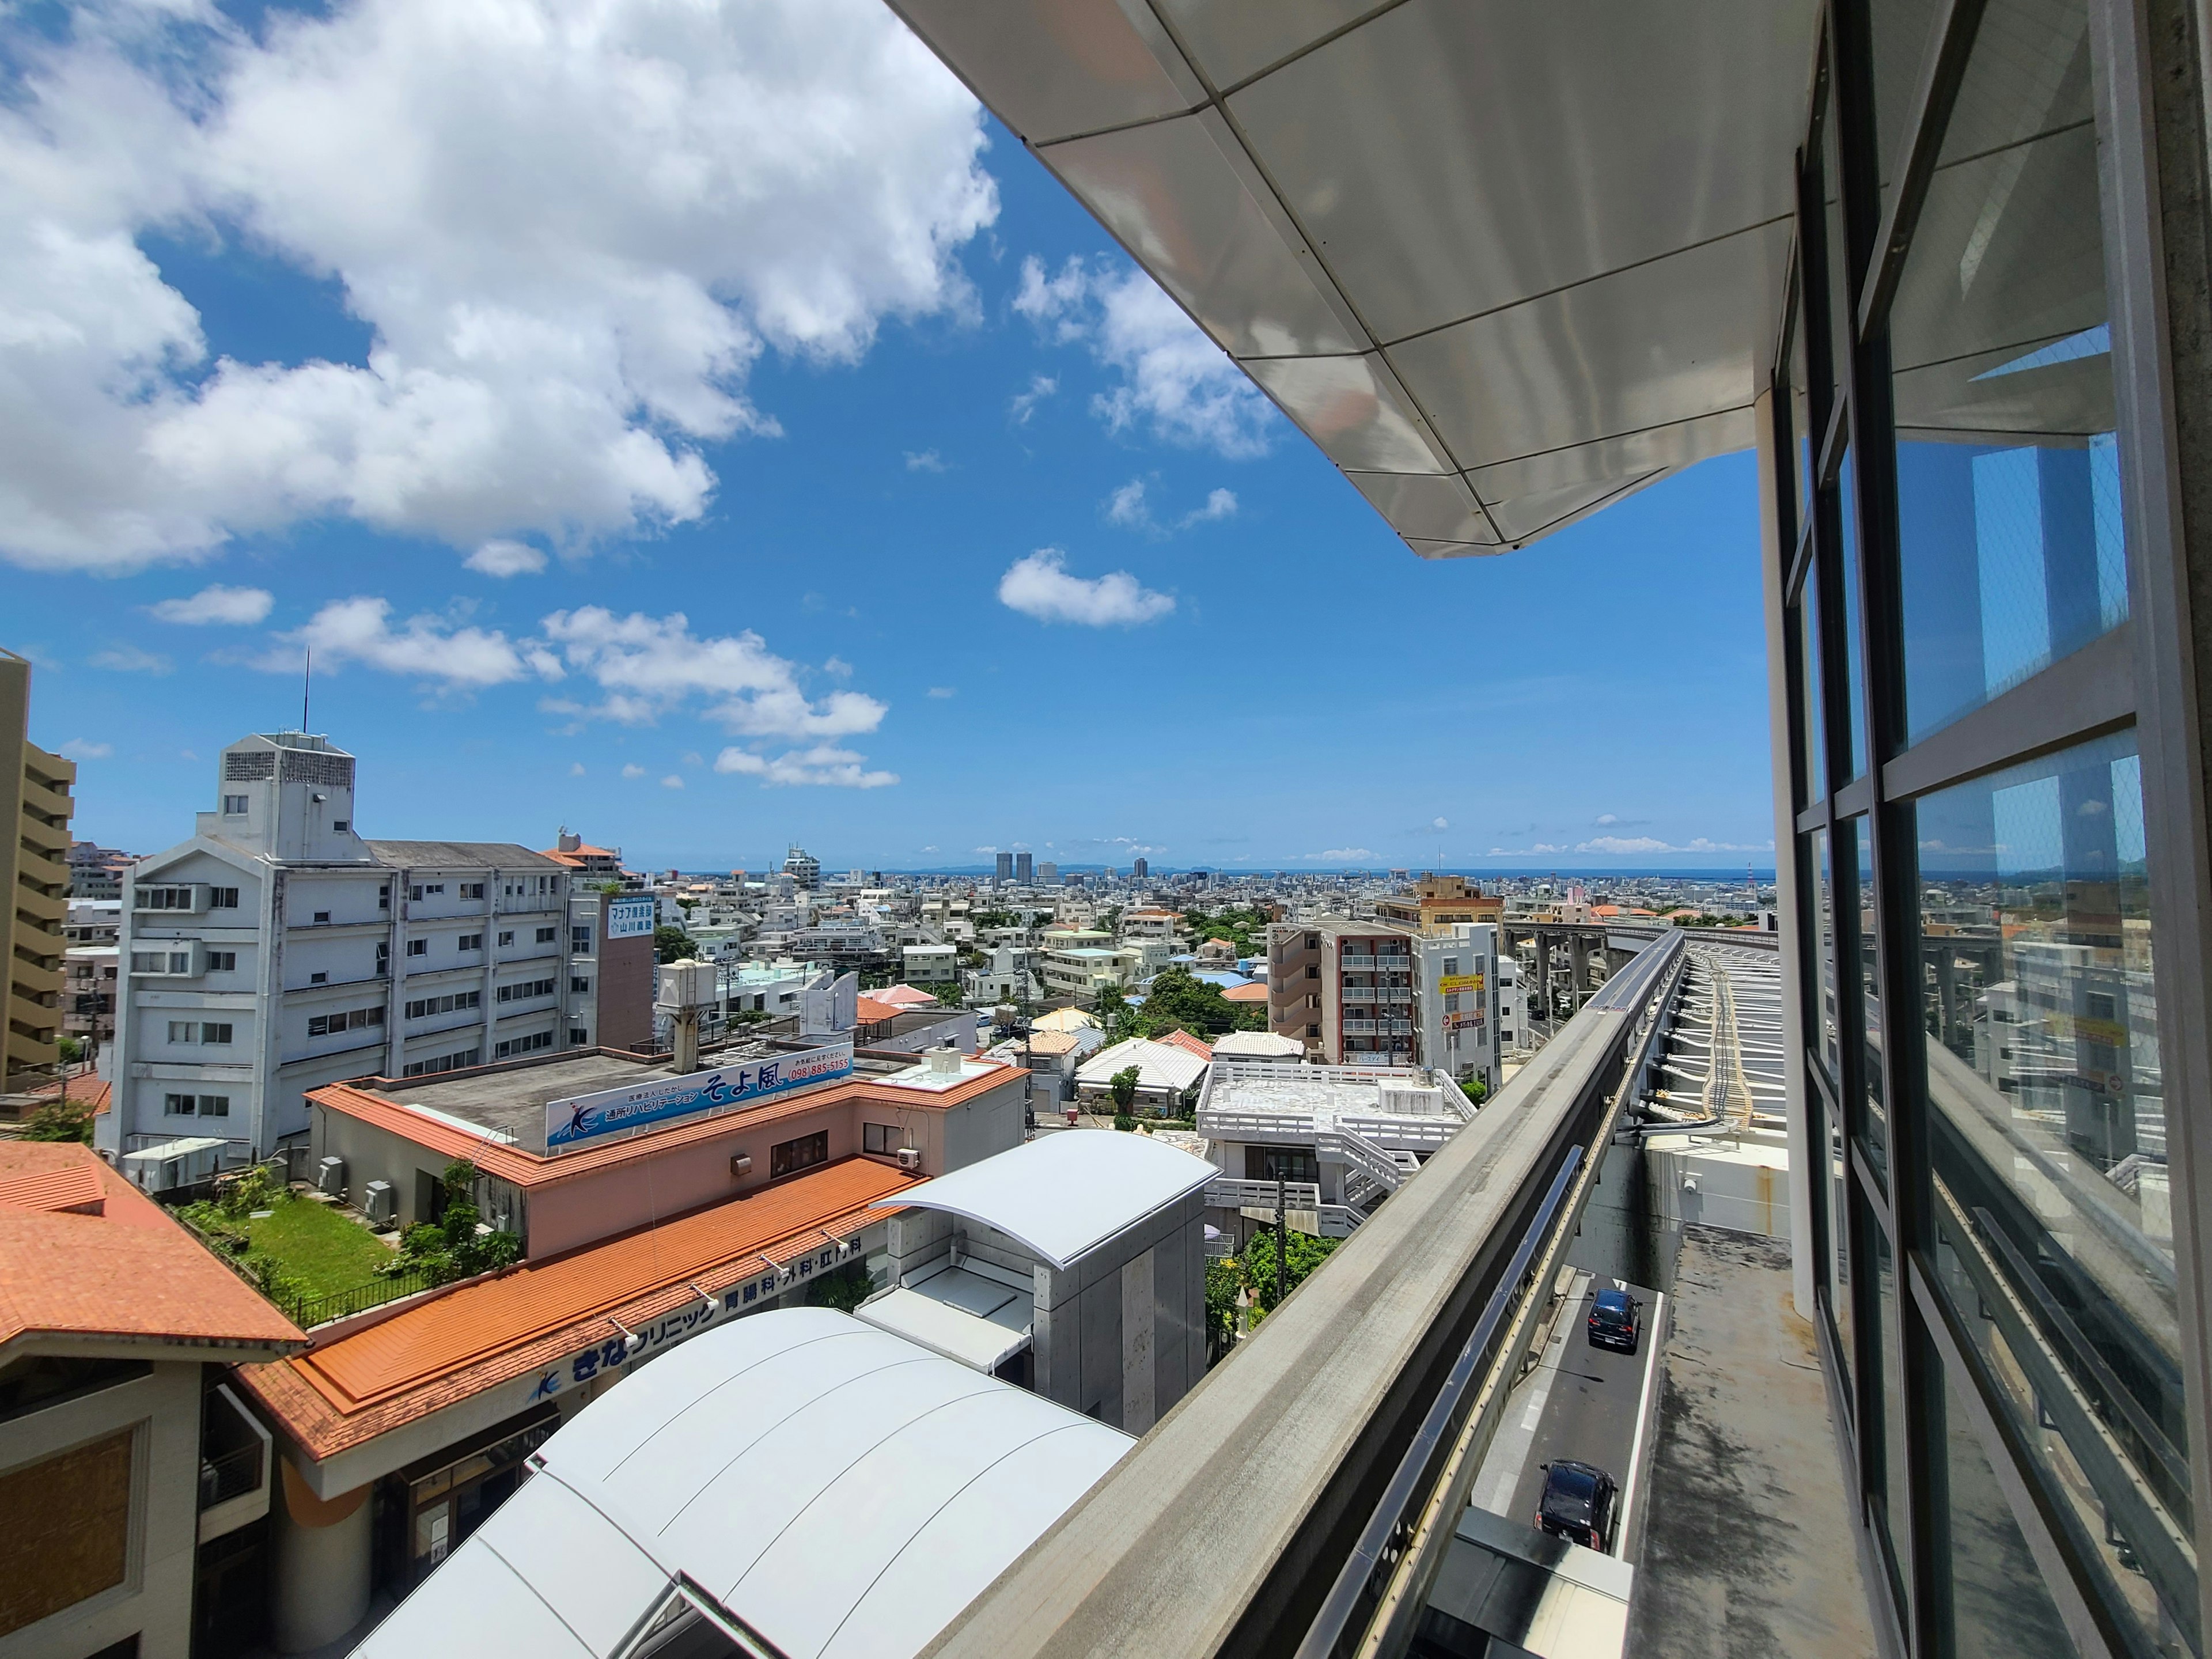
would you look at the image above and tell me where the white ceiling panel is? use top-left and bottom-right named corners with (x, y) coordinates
top-left (1385, 221), bottom-right (1790, 468)
top-left (1041, 112), bottom-right (1365, 358)
top-left (1150, 0), bottom-right (1388, 90)
top-left (885, 0), bottom-right (1198, 144)
top-left (1465, 407), bottom-right (1760, 509)
top-left (1242, 354), bottom-right (1453, 474)
top-left (1483, 473), bottom-right (1659, 544)
top-left (1225, 0), bottom-right (1814, 343)
top-left (886, 0), bottom-right (1819, 558)
top-left (1344, 473), bottom-right (1497, 544)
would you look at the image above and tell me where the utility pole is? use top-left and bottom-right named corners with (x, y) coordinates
top-left (1275, 1173), bottom-right (1288, 1310)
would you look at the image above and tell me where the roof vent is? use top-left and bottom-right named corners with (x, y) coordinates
top-left (926, 1046), bottom-right (963, 1076)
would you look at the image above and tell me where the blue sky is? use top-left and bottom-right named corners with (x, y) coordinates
top-left (2, 0), bottom-right (1775, 873)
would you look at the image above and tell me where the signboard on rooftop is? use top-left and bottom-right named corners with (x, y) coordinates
top-left (544, 1041), bottom-right (854, 1150)
top-left (607, 896), bottom-right (657, 940)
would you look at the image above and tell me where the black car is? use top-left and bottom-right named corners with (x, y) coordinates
top-left (1535, 1459), bottom-right (1617, 1551)
top-left (1587, 1287), bottom-right (1641, 1353)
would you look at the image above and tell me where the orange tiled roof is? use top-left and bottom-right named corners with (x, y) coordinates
top-left (873, 984), bottom-right (938, 1007)
top-left (1154, 1029), bottom-right (1213, 1060)
top-left (0, 1145), bottom-right (303, 1356)
top-left (18, 1076), bottom-right (112, 1113)
top-left (238, 1156), bottom-right (916, 1461)
top-left (310, 1059), bottom-right (1016, 1192)
top-left (1222, 982), bottom-right (1270, 1003)
top-left (857, 994), bottom-right (904, 1024)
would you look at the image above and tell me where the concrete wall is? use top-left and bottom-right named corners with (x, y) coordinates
top-left (596, 892), bottom-right (654, 1053)
top-left (270, 1463), bottom-right (370, 1652)
top-left (0, 1358), bottom-right (203, 1659)
top-left (1645, 1137), bottom-right (1791, 1240)
top-left (1031, 1187), bottom-right (1207, 1434)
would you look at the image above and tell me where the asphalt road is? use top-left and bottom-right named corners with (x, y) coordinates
top-left (1501, 1276), bottom-right (1664, 1556)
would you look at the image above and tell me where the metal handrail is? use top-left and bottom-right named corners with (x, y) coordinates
top-left (1295, 1152), bottom-right (1581, 1659)
top-left (199, 1440), bottom-right (263, 1509)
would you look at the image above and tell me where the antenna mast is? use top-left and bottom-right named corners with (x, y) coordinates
top-left (301, 650), bottom-right (312, 733)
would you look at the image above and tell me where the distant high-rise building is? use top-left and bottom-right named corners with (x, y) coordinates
top-left (1038, 862), bottom-right (1059, 884)
top-left (783, 843), bottom-right (820, 888)
top-left (996, 851), bottom-right (1014, 884)
top-left (1016, 851), bottom-right (1033, 883)
top-left (1132, 857), bottom-right (1148, 879)
top-left (1, 649), bottom-right (74, 1091)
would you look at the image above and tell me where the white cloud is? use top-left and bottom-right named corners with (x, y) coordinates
top-left (714, 744), bottom-right (896, 789)
top-left (926, 685), bottom-right (955, 698)
top-left (904, 449), bottom-right (945, 472)
top-left (569, 762), bottom-right (585, 775)
top-left (0, 0), bottom-right (997, 572)
top-left (1013, 256), bottom-right (1274, 458)
top-left (280, 596), bottom-right (537, 688)
top-left (1300, 847), bottom-right (1375, 863)
top-left (147, 584), bottom-right (273, 626)
top-left (1180, 487), bottom-right (1237, 526)
top-left (621, 763), bottom-right (646, 778)
top-left (823, 656), bottom-right (852, 679)
top-left (1105, 479), bottom-right (1150, 528)
top-left (59, 738), bottom-right (112, 759)
top-left (1595, 813), bottom-right (1620, 825)
top-left (1432, 816), bottom-right (1449, 831)
top-left (465, 539), bottom-right (547, 578)
top-left (90, 644), bottom-right (171, 674)
top-left (1008, 373), bottom-right (1057, 425)
top-left (1578, 835), bottom-right (1671, 855)
top-left (540, 607), bottom-right (887, 738)
top-left (661, 774), bottom-right (683, 789)
top-left (997, 548), bottom-right (1173, 627)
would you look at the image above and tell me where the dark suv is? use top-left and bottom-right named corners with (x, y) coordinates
top-left (1587, 1287), bottom-right (1641, 1354)
top-left (1535, 1459), bottom-right (1617, 1552)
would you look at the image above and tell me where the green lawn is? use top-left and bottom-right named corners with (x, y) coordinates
top-left (237, 1196), bottom-right (395, 1298)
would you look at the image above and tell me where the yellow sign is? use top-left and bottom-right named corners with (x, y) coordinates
top-left (1439, 974), bottom-right (1484, 995)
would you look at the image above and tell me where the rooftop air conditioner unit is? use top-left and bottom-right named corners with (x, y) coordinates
top-left (362, 1180), bottom-right (396, 1227)
top-left (896, 1146), bottom-right (923, 1172)
top-left (316, 1156), bottom-right (346, 1198)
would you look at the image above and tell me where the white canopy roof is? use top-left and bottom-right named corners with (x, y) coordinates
top-left (873, 1128), bottom-right (1217, 1270)
top-left (1075, 1036), bottom-right (1211, 1095)
top-left (888, 0), bottom-right (1813, 554)
top-left (350, 1309), bottom-right (1131, 1659)
top-left (857, 1261), bottom-right (1032, 1373)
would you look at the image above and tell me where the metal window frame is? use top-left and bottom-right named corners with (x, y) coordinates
top-left (1766, 0), bottom-right (2212, 1648)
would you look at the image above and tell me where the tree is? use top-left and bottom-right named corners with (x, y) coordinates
top-left (1123, 965), bottom-right (1262, 1039)
top-left (57, 1035), bottom-right (83, 1063)
top-left (1205, 1257), bottom-right (1242, 1365)
top-left (806, 1260), bottom-right (874, 1313)
top-left (382, 1159), bottom-right (522, 1283)
top-left (1461, 1076), bottom-right (1490, 1108)
top-left (1240, 1227), bottom-right (1338, 1319)
top-left (653, 924), bottom-right (692, 964)
top-left (22, 1093), bottom-right (94, 1143)
top-left (1109, 1065), bottom-right (1141, 1113)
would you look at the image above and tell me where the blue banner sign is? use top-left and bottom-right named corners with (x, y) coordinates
top-left (606, 896), bottom-right (658, 940)
top-left (544, 1041), bottom-right (854, 1150)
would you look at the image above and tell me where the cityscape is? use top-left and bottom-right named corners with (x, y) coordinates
top-left (0, 5), bottom-right (2200, 1659)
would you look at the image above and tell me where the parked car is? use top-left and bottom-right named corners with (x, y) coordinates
top-left (1587, 1287), bottom-right (1642, 1354)
top-left (1535, 1459), bottom-right (1618, 1551)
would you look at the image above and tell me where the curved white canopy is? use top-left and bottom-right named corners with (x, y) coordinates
top-left (352, 1309), bottom-right (1132, 1659)
top-left (874, 1127), bottom-right (1217, 1270)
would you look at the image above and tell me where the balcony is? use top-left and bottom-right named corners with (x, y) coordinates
top-left (198, 1382), bottom-right (273, 1543)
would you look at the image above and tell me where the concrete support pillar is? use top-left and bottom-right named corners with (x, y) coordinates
top-left (271, 1463), bottom-right (372, 1654)
top-left (1569, 934), bottom-right (1589, 1012)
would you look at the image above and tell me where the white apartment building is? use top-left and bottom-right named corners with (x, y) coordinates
top-left (101, 732), bottom-right (574, 1179)
top-left (1196, 1058), bottom-right (1479, 1240)
top-left (1267, 916), bottom-right (1500, 1089)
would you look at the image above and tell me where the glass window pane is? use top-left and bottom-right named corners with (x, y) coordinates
top-left (1839, 447), bottom-right (1869, 780)
top-left (1821, 1081), bottom-right (1856, 1408)
top-left (1872, 0), bottom-right (1945, 218)
top-left (1918, 730), bottom-right (2194, 1654)
top-left (1792, 281), bottom-right (1815, 533)
top-left (1940, 1360), bottom-right (2075, 1659)
top-left (1890, 0), bottom-right (2125, 747)
top-left (1814, 828), bottom-right (1839, 1081)
top-left (1849, 816), bottom-right (1888, 1185)
top-left (1823, 88), bottom-right (1857, 376)
top-left (1797, 592), bottom-right (1827, 805)
top-left (1863, 1200), bottom-right (1911, 1611)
